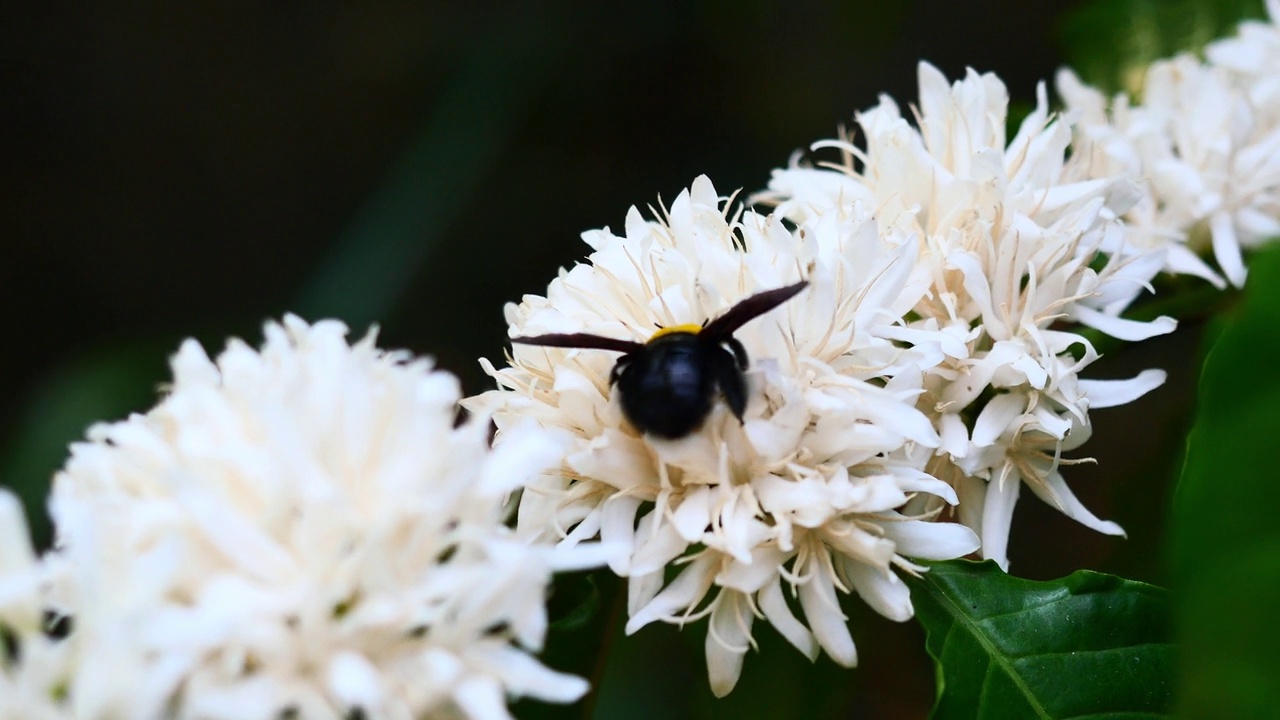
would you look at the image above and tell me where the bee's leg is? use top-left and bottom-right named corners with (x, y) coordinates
top-left (723, 336), bottom-right (750, 370)
top-left (712, 348), bottom-right (748, 424)
top-left (610, 354), bottom-right (634, 385)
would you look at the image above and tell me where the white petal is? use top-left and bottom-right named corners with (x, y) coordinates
top-left (631, 515), bottom-right (692, 577)
top-left (567, 430), bottom-right (655, 492)
top-left (0, 490), bottom-right (39, 627)
top-left (938, 412), bottom-right (970, 459)
top-left (671, 486), bottom-right (713, 542)
top-left (845, 562), bottom-right (913, 622)
top-left (478, 421), bottom-right (570, 497)
top-left (473, 645), bottom-right (589, 703)
top-left (885, 519), bottom-right (980, 560)
top-left (1211, 210), bottom-right (1248, 287)
top-left (626, 554), bottom-right (716, 634)
top-left (453, 675), bottom-right (513, 720)
top-left (894, 471), bottom-right (961, 505)
top-left (980, 477), bottom-right (1021, 571)
top-left (716, 545), bottom-right (787, 593)
top-left (706, 591), bottom-right (754, 697)
top-left (1026, 472), bottom-right (1126, 538)
top-left (971, 393), bottom-right (1025, 448)
top-left (1070, 305), bottom-right (1177, 341)
top-left (545, 542), bottom-right (622, 573)
top-left (600, 496), bottom-right (643, 575)
top-left (177, 483), bottom-right (297, 583)
top-left (758, 578), bottom-right (818, 660)
top-left (1165, 244), bottom-right (1227, 288)
top-left (327, 651), bottom-right (385, 714)
top-left (1079, 369), bottom-right (1167, 409)
top-left (627, 569), bottom-right (665, 620)
top-left (798, 564), bottom-right (856, 666)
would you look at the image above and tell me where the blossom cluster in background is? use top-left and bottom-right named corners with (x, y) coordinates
top-left (2, 318), bottom-right (601, 720)
top-left (760, 62), bottom-right (1174, 571)
top-left (4, 3), bottom-right (1280, 716)
top-left (1059, 0), bottom-right (1280, 288)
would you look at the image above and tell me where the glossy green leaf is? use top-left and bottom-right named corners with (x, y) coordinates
top-left (908, 560), bottom-right (1173, 719)
top-left (1173, 244), bottom-right (1280, 719)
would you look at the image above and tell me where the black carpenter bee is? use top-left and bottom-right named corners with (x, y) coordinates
top-left (512, 280), bottom-right (809, 439)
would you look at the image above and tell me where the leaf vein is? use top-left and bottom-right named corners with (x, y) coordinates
top-left (922, 572), bottom-right (1055, 720)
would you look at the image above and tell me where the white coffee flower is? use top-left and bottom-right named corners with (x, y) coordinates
top-left (0, 490), bottom-right (73, 720)
top-left (761, 63), bottom-right (1172, 569)
top-left (1055, 68), bottom-right (1228, 286)
top-left (1060, 46), bottom-right (1280, 288)
top-left (469, 176), bottom-right (979, 696)
top-left (767, 62), bottom-right (1167, 325)
top-left (47, 316), bottom-right (597, 720)
top-left (1207, 0), bottom-right (1280, 128)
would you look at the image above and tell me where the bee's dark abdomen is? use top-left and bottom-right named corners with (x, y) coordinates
top-left (615, 336), bottom-right (717, 438)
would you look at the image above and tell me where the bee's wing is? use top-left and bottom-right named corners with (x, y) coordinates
top-left (511, 333), bottom-right (643, 354)
top-left (702, 280), bottom-right (809, 337)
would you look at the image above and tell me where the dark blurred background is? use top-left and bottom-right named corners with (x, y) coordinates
top-left (0, 1), bottom-right (1256, 717)
top-left (1, 0), bottom-right (1094, 532)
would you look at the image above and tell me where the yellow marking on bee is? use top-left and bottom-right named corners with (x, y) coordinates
top-left (647, 323), bottom-right (703, 342)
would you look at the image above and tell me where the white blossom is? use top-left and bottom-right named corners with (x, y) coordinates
top-left (1207, 0), bottom-right (1280, 128)
top-left (46, 316), bottom-right (598, 720)
top-left (1055, 67), bottom-right (1230, 286)
top-left (1059, 7), bottom-right (1280, 289)
top-left (469, 176), bottom-right (979, 696)
top-left (0, 490), bottom-right (73, 720)
top-left (761, 63), bottom-right (1172, 569)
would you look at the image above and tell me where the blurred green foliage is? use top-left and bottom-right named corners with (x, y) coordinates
top-left (1173, 244), bottom-right (1280, 719)
top-left (1060, 0), bottom-right (1265, 93)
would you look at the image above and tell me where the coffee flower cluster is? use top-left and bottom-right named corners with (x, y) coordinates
top-left (473, 21), bottom-right (1280, 687)
top-left (470, 176), bottom-right (982, 695)
top-left (760, 62), bottom-right (1175, 569)
top-left (3, 318), bottom-right (599, 720)
top-left (1, 491), bottom-right (73, 720)
top-left (1057, 0), bottom-right (1280, 288)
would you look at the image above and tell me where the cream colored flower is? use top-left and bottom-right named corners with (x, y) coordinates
top-left (0, 490), bottom-right (74, 720)
top-left (470, 176), bottom-right (979, 696)
top-left (1055, 68), bottom-right (1228, 286)
top-left (760, 63), bottom-right (1172, 569)
top-left (1060, 41), bottom-right (1280, 288)
top-left (48, 317), bottom-right (596, 720)
top-left (1208, 0), bottom-right (1280, 128)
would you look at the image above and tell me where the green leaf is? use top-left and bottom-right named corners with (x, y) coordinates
top-left (908, 560), bottom-right (1173, 719)
top-left (1059, 0), bottom-right (1266, 93)
top-left (1173, 244), bottom-right (1280, 719)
